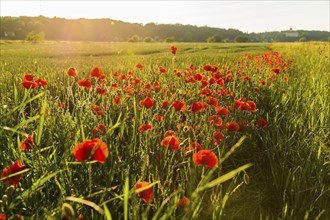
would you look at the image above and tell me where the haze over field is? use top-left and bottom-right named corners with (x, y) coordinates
top-left (1, 0), bottom-right (329, 33)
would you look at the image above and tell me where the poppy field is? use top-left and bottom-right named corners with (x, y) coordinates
top-left (0, 41), bottom-right (329, 219)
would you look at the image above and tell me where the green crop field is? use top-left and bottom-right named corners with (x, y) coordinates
top-left (0, 41), bottom-right (329, 220)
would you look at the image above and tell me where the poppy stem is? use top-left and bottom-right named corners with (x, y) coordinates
top-left (87, 163), bottom-right (94, 218)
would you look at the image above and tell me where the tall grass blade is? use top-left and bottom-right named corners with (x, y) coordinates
top-left (13, 115), bottom-right (40, 131)
top-left (103, 204), bottom-right (112, 220)
top-left (195, 163), bottom-right (252, 193)
top-left (123, 176), bottom-right (129, 220)
top-left (36, 95), bottom-right (47, 145)
top-left (66, 196), bottom-right (105, 215)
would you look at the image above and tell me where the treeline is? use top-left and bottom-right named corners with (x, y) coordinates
top-left (1, 16), bottom-right (329, 42)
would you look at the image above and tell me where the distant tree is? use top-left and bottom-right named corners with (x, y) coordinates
top-left (274, 32), bottom-right (286, 42)
top-left (128, 35), bottom-right (139, 42)
top-left (234, 35), bottom-right (249, 43)
top-left (213, 35), bottom-right (223, 42)
top-left (165, 37), bottom-right (175, 43)
top-left (143, 37), bottom-right (154, 43)
top-left (1, 16), bottom-right (329, 42)
top-left (206, 35), bottom-right (222, 43)
top-left (25, 31), bottom-right (45, 43)
top-left (206, 36), bottom-right (215, 43)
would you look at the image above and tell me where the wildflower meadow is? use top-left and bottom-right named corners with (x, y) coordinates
top-left (0, 41), bottom-right (329, 219)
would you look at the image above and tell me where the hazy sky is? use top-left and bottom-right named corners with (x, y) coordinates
top-left (1, 1), bottom-right (329, 33)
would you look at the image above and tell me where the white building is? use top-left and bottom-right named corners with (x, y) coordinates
top-left (285, 27), bottom-right (299, 37)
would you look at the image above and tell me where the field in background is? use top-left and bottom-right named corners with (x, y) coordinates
top-left (0, 41), bottom-right (329, 219)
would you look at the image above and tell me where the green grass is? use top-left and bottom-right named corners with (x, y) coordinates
top-left (0, 41), bottom-right (329, 219)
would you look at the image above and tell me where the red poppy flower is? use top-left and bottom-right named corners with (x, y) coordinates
top-left (92, 124), bottom-right (109, 136)
top-left (174, 69), bottom-right (182, 77)
top-left (215, 106), bottom-right (229, 116)
top-left (0, 214), bottom-right (5, 220)
top-left (113, 95), bottom-right (122, 104)
top-left (186, 142), bottom-right (202, 155)
top-left (66, 67), bottom-right (77, 77)
top-left (253, 87), bottom-right (260, 92)
top-left (120, 74), bottom-right (127, 81)
top-left (138, 124), bottom-right (153, 132)
top-left (199, 87), bottom-right (212, 96)
top-left (207, 115), bottom-right (223, 128)
top-left (96, 87), bottom-right (107, 96)
top-left (98, 74), bottom-right (106, 83)
top-left (153, 115), bottom-right (164, 122)
top-left (160, 100), bottom-right (170, 109)
top-left (234, 100), bottom-right (256, 112)
top-left (20, 81), bottom-right (38, 89)
top-left (139, 97), bottom-right (154, 109)
top-left (207, 96), bottom-right (218, 107)
top-left (58, 102), bottom-right (66, 109)
top-left (261, 79), bottom-right (267, 86)
top-left (145, 83), bottom-right (152, 90)
top-left (247, 101), bottom-right (256, 112)
top-left (23, 73), bottom-right (35, 81)
top-left (256, 118), bottom-right (268, 128)
top-left (203, 64), bottom-right (212, 71)
top-left (20, 135), bottom-right (35, 150)
top-left (161, 135), bottom-right (180, 150)
top-left (91, 105), bottom-right (104, 116)
top-left (201, 79), bottom-right (208, 87)
top-left (191, 102), bottom-right (206, 114)
top-left (194, 73), bottom-right (203, 81)
top-left (135, 181), bottom-right (154, 204)
top-left (135, 63), bottom-right (144, 69)
top-left (35, 78), bottom-right (48, 87)
top-left (78, 79), bottom-right (92, 89)
top-left (225, 122), bottom-right (240, 132)
top-left (213, 131), bottom-right (225, 145)
top-left (113, 72), bottom-right (120, 77)
top-left (153, 85), bottom-right (160, 93)
top-left (170, 45), bottom-right (177, 55)
top-left (90, 67), bottom-right (102, 78)
top-left (272, 67), bottom-right (280, 74)
top-left (189, 64), bottom-right (194, 71)
top-left (159, 66), bottom-right (167, 73)
top-left (185, 76), bottom-right (196, 84)
top-left (177, 196), bottom-right (190, 208)
top-left (72, 138), bottom-right (108, 163)
top-left (111, 83), bottom-right (119, 89)
top-left (1, 160), bottom-right (26, 187)
top-left (172, 100), bottom-right (186, 112)
top-left (192, 150), bottom-right (218, 168)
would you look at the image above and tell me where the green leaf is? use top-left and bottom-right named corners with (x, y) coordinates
top-left (66, 196), bottom-right (104, 215)
top-left (123, 176), bottom-right (129, 220)
top-left (36, 95), bottom-right (47, 145)
top-left (195, 163), bottom-right (252, 193)
top-left (103, 204), bottom-right (112, 220)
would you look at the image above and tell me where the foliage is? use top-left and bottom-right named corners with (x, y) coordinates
top-left (164, 37), bottom-right (175, 43)
top-left (234, 35), bottom-right (249, 43)
top-left (206, 35), bottom-right (223, 43)
top-left (128, 35), bottom-right (139, 42)
top-left (25, 31), bottom-right (45, 43)
top-left (1, 16), bottom-right (329, 42)
top-left (143, 37), bottom-right (154, 43)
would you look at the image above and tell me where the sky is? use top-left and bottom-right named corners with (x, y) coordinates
top-left (1, 0), bottom-right (329, 33)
